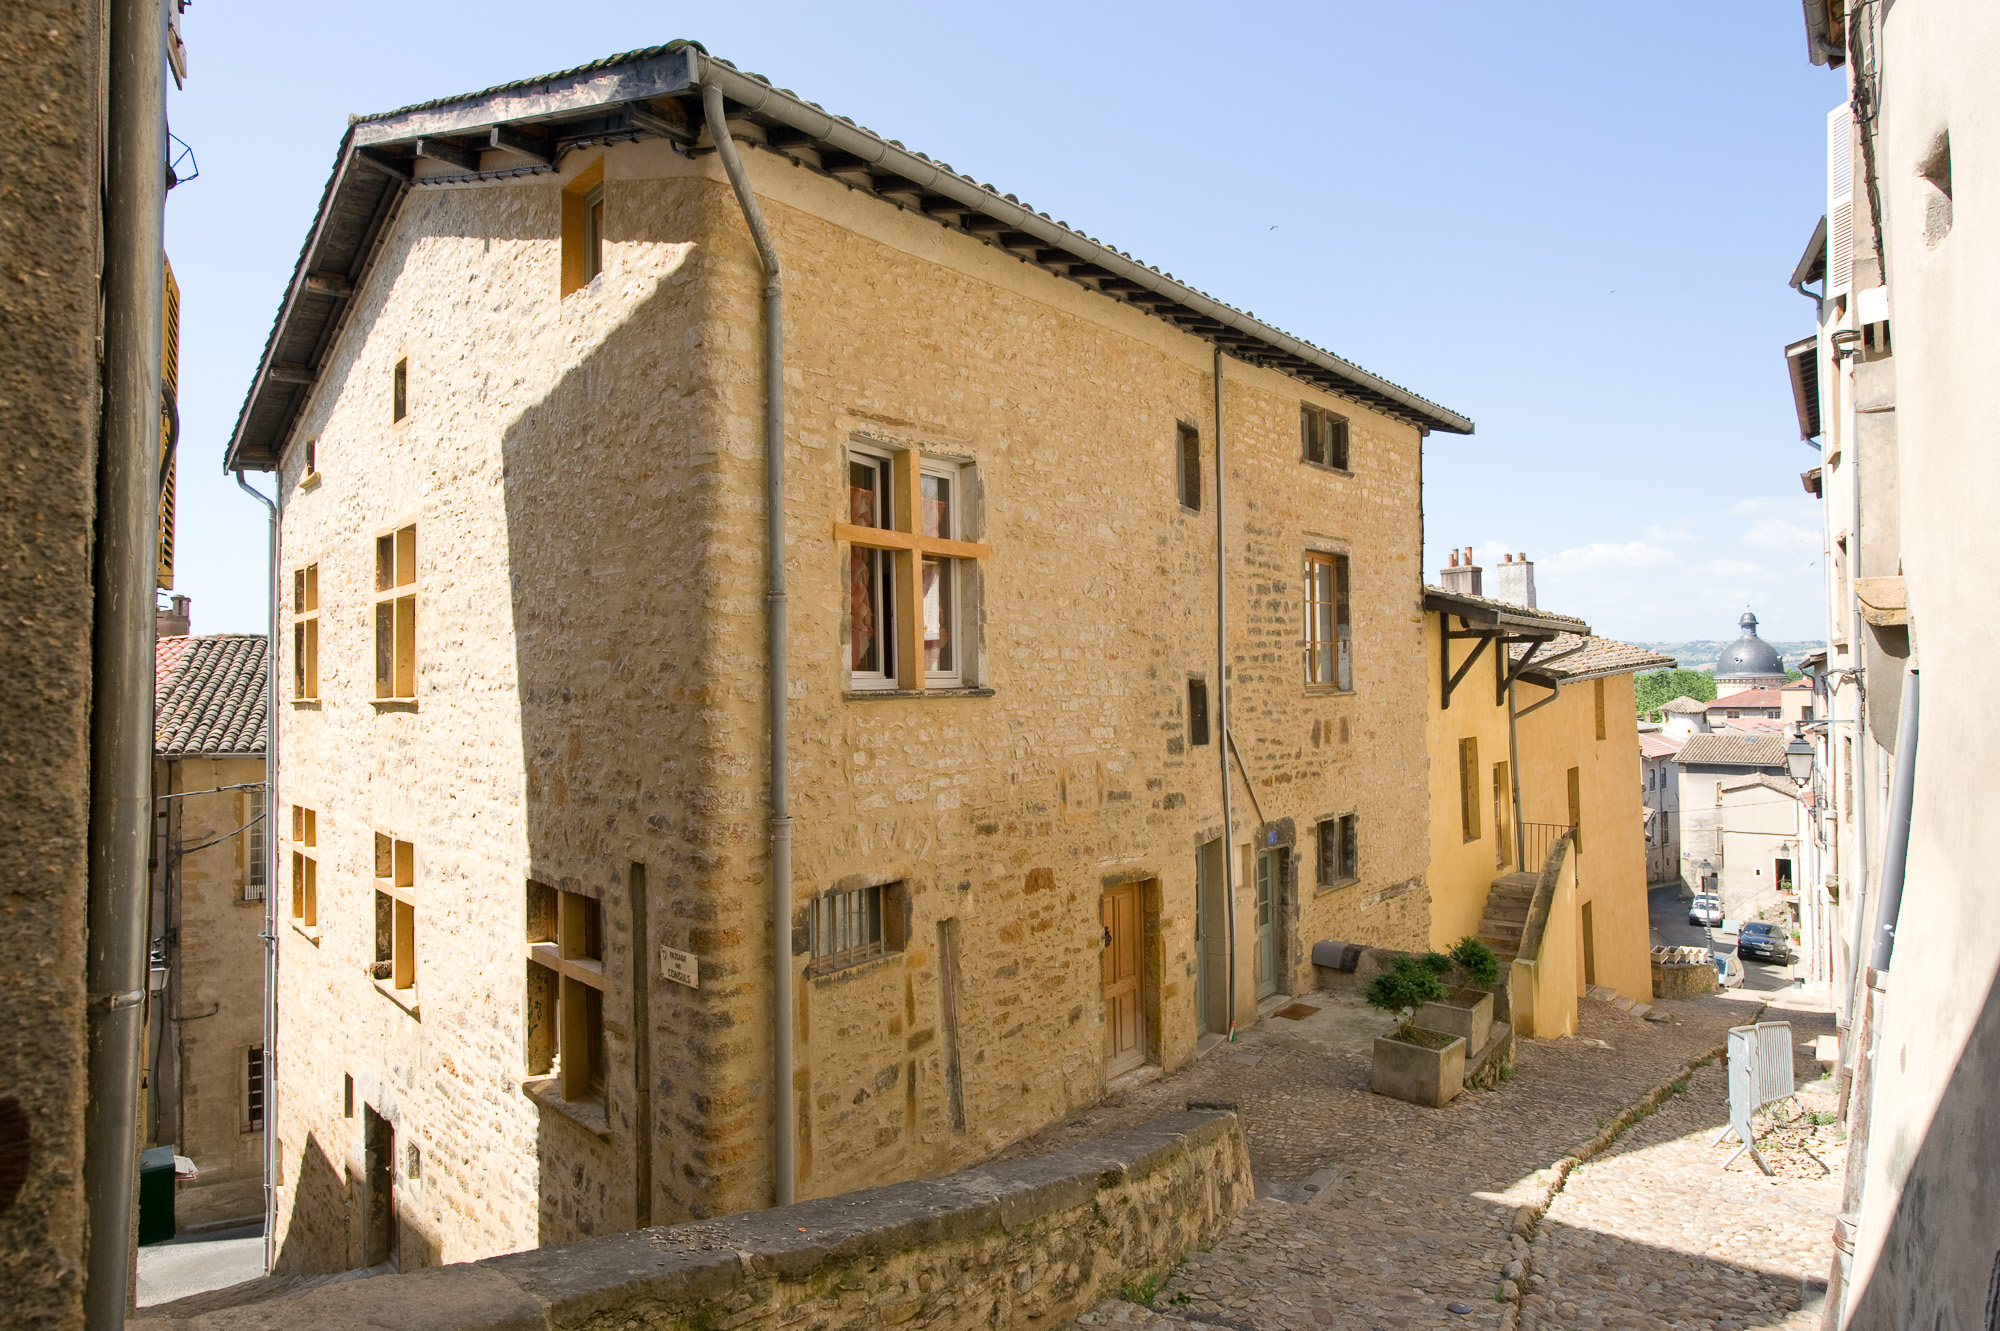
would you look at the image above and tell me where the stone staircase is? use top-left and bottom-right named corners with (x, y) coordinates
top-left (1476, 871), bottom-right (1539, 965)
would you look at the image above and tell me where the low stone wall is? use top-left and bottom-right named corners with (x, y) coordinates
top-left (1650, 946), bottom-right (1720, 1000)
top-left (133, 1111), bottom-right (1249, 1331)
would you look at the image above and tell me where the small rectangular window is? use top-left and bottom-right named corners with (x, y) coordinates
top-left (373, 524), bottom-right (417, 700)
top-left (1304, 551), bottom-right (1351, 689)
top-left (524, 881), bottom-right (609, 1104)
top-left (245, 787), bottom-right (267, 900)
top-left (842, 448), bottom-right (983, 692)
top-left (1492, 762), bottom-right (1511, 867)
top-left (1300, 403), bottom-right (1350, 471)
top-left (391, 358), bottom-right (408, 423)
top-left (1187, 677), bottom-right (1210, 747)
top-left (1594, 678), bottom-right (1607, 740)
top-left (811, 883), bottom-right (896, 973)
top-left (246, 1046), bottom-right (265, 1132)
top-left (291, 563), bottom-right (319, 700)
top-left (847, 452), bottom-right (896, 686)
top-left (583, 184), bottom-right (605, 281)
top-left (1316, 815), bottom-right (1358, 886)
top-left (1177, 423), bottom-right (1201, 510)
top-left (1567, 766), bottom-right (1583, 853)
top-left (290, 804), bottom-right (318, 929)
top-left (373, 832), bottom-right (417, 995)
top-left (1459, 738), bottom-right (1480, 842)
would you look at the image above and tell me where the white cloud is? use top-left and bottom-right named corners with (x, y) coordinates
top-left (1544, 541), bottom-right (1675, 571)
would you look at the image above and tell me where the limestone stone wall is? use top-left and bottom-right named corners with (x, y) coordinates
top-left (0, 3), bottom-right (102, 1326)
top-left (132, 1111), bottom-right (1248, 1331)
top-left (160, 756), bottom-right (269, 1228)
top-left (266, 128), bottom-right (1434, 1269)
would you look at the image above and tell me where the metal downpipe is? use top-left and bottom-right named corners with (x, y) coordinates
top-left (1868, 668), bottom-right (1918, 973)
top-left (85, 0), bottom-right (166, 1322)
top-left (701, 80), bottom-right (794, 1208)
top-left (1213, 347), bottom-right (1238, 1036)
top-left (236, 470), bottom-right (280, 1269)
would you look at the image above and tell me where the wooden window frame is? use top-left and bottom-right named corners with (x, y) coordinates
top-left (1176, 422), bottom-right (1201, 511)
top-left (291, 562), bottom-right (319, 701)
top-left (373, 522), bottom-right (418, 702)
top-left (391, 357), bottom-right (409, 425)
top-left (372, 832), bottom-right (418, 1003)
top-left (582, 183), bottom-right (606, 282)
top-left (1303, 550), bottom-right (1352, 691)
top-left (290, 804), bottom-right (318, 933)
top-left (1300, 403), bottom-right (1351, 473)
top-left (524, 881), bottom-right (607, 1106)
top-left (559, 158), bottom-right (607, 298)
top-left (837, 445), bottom-right (989, 693)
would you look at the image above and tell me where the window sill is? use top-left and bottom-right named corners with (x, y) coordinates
top-left (298, 471), bottom-right (322, 492)
top-left (290, 923), bottom-right (322, 945)
top-left (1303, 686), bottom-right (1355, 697)
top-left (291, 698), bottom-right (321, 710)
top-left (844, 687), bottom-right (994, 701)
top-left (371, 976), bottom-right (421, 1019)
top-left (1315, 876), bottom-right (1361, 896)
top-left (521, 1076), bottom-right (610, 1138)
top-left (370, 698), bottom-right (418, 712)
top-left (1299, 460), bottom-right (1354, 478)
top-left (807, 950), bottom-right (902, 983)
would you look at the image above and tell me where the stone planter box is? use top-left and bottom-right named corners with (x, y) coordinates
top-left (1414, 987), bottom-right (1493, 1054)
top-left (1371, 1032), bottom-right (1466, 1108)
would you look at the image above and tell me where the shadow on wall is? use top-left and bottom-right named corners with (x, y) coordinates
top-left (496, 185), bottom-right (719, 1244)
top-left (1844, 964), bottom-right (2000, 1331)
top-left (275, 1132), bottom-right (350, 1275)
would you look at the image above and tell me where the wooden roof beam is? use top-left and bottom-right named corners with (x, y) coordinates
top-left (413, 138), bottom-right (480, 172)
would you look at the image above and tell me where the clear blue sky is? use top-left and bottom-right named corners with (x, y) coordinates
top-left (165, 2), bottom-right (1838, 644)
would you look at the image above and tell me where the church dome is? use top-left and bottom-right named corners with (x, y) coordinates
top-left (1715, 611), bottom-right (1784, 682)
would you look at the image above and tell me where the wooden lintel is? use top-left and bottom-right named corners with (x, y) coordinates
top-left (832, 522), bottom-right (991, 562)
top-left (487, 124), bottom-right (556, 163)
top-left (413, 137), bottom-right (480, 172)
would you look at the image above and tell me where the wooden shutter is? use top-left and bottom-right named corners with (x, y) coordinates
top-left (157, 260), bottom-right (180, 590)
top-left (1827, 106), bottom-right (1854, 297)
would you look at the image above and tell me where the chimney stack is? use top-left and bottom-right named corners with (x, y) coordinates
top-left (1439, 545), bottom-right (1483, 596)
top-left (1493, 552), bottom-right (1537, 608)
top-left (157, 594), bottom-right (191, 638)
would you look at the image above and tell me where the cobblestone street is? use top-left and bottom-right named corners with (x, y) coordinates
top-left (1049, 980), bottom-right (1839, 1331)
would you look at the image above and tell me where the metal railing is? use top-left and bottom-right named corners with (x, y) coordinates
top-left (1520, 822), bottom-right (1576, 876)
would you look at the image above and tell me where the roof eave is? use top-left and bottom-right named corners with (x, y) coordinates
top-left (226, 44), bottom-right (1471, 471)
top-left (1422, 588), bottom-right (1587, 637)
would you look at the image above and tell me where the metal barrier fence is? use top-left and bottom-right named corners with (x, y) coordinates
top-left (1520, 822), bottom-right (1574, 875)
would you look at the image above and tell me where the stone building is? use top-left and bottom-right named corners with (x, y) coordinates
top-left (1670, 732), bottom-right (1789, 911)
top-left (1788, 4), bottom-right (2000, 1322)
top-left (1638, 732), bottom-right (1681, 885)
top-left (1423, 580), bottom-right (1671, 1031)
top-left (151, 617), bottom-right (269, 1232)
top-left (221, 45), bottom-right (1472, 1271)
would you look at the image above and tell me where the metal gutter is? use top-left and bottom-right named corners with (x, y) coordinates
top-left (701, 82), bottom-right (794, 1210)
top-left (85, 0), bottom-right (165, 1323)
top-left (234, 469), bottom-right (280, 1268)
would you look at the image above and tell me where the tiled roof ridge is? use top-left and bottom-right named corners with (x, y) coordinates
top-left (1423, 585), bottom-right (1589, 628)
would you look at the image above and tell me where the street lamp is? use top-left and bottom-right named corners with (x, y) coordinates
top-left (1785, 736), bottom-right (1814, 785)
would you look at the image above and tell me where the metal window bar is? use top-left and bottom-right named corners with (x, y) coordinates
top-left (247, 1045), bottom-right (265, 1129)
top-left (812, 886), bottom-right (885, 970)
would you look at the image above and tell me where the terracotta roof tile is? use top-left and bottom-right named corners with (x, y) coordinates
top-left (1674, 733), bottom-right (1788, 769)
top-left (155, 635), bottom-right (268, 758)
top-left (1638, 733), bottom-right (1683, 760)
top-left (1708, 688), bottom-right (1784, 710)
top-left (1512, 633), bottom-right (1677, 682)
top-left (1661, 696), bottom-right (1710, 713)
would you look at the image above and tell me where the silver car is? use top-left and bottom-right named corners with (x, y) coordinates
top-left (1688, 894), bottom-right (1724, 927)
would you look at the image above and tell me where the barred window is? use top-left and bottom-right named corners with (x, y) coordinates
top-left (246, 1046), bottom-right (265, 1132)
top-left (810, 883), bottom-right (899, 973)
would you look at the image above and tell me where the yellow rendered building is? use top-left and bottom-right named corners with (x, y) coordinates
top-left (1423, 580), bottom-right (1671, 1036)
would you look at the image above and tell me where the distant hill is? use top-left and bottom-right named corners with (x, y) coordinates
top-left (1627, 640), bottom-right (1827, 672)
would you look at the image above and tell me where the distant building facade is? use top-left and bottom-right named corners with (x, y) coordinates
top-left (1638, 732), bottom-right (1681, 885)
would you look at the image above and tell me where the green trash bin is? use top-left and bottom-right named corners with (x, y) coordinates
top-left (138, 1145), bottom-right (176, 1245)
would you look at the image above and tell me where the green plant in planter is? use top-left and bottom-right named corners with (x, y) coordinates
top-left (1366, 956), bottom-right (1449, 1039)
top-left (1448, 936), bottom-right (1501, 990)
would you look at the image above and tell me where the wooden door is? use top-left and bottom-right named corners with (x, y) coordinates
top-left (1581, 901), bottom-right (1598, 987)
top-left (1192, 854), bottom-right (1209, 1034)
top-left (1102, 883), bottom-right (1145, 1076)
top-left (1254, 850), bottom-right (1278, 999)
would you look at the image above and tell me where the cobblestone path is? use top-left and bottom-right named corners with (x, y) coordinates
top-left (1054, 982), bottom-right (1839, 1331)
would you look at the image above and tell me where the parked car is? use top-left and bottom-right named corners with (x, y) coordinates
top-left (1688, 894), bottom-right (1723, 927)
top-left (1737, 920), bottom-right (1792, 964)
